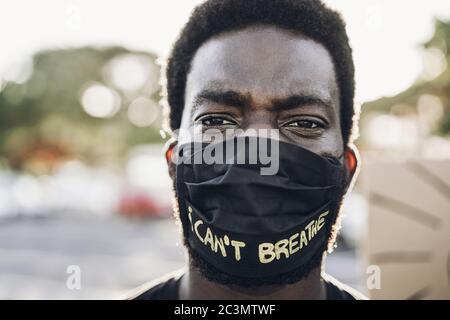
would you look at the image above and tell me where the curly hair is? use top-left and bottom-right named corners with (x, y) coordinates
top-left (165, 0), bottom-right (357, 146)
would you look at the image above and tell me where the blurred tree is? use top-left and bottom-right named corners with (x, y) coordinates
top-left (362, 19), bottom-right (450, 143)
top-left (0, 46), bottom-right (163, 173)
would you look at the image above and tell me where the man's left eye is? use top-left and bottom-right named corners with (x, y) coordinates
top-left (284, 119), bottom-right (323, 129)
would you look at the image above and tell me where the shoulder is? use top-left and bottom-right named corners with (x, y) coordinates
top-left (126, 269), bottom-right (185, 300)
top-left (322, 273), bottom-right (368, 300)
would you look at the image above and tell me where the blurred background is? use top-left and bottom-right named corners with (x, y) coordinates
top-left (0, 0), bottom-right (449, 299)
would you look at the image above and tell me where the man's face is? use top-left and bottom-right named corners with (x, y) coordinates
top-left (173, 25), bottom-right (351, 286)
top-left (180, 25), bottom-right (343, 159)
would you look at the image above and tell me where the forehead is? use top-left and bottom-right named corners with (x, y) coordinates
top-left (185, 25), bottom-right (339, 107)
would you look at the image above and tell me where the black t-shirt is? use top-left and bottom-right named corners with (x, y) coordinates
top-left (128, 270), bottom-right (367, 300)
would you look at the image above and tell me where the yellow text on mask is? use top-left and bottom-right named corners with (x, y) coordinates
top-left (258, 211), bottom-right (329, 264)
top-left (188, 208), bottom-right (246, 262)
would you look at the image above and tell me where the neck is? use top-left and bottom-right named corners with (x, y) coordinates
top-left (179, 262), bottom-right (326, 300)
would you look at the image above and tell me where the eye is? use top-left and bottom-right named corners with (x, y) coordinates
top-left (284, 119), bottom-right (324, 129)
top-left (199, 115), bottom-right (237, 127)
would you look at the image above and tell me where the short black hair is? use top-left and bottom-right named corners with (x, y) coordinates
top-left (165, 0), bottom-right (357, 146)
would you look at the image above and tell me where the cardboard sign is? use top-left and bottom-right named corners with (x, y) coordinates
top-left (362, 159), bottom-right (450, 299)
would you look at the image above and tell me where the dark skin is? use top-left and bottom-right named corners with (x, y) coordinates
top-left (165, 25), bottom-right (359, 300)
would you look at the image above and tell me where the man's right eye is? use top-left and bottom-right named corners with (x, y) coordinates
top-left (200, 116), bottom-right (237, 127)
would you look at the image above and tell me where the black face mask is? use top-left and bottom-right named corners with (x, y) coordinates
top-left (175, 136), bottom-right (346, 279)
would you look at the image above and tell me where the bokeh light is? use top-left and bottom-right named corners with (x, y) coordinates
top-left (103, 54), bottom-right (159, 94)
top-left (421, 47), bottom-right (447, 80)
top-left (367, 114), bottom-right (419, 150)
top-left (79, 82), bottom-right (121, 118)
top-left (127, 97), bottom-right (159, 127)
top-left (417, 94), bottom-right (444, 127)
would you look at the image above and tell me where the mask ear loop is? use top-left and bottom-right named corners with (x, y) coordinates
top-left (323, 153), bottom-right (345, 166)
top-left (165, 144), bottom-right (175, 164)
top-left (175, 143), bottom-right (194, 241)
top-left (344, 149), bottom-right (358, 175)
top-left (322, 152), bottom-right (347, 201)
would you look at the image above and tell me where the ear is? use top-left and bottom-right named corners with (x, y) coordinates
top-left (344, 144), bottom-right (359, 182)
top-left (164, 138), bottom-right (177, 181)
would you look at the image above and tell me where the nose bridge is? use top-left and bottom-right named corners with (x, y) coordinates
top-left (242, 102), bottom-right (277, 132)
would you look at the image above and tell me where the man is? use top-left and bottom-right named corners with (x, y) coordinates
top-left (130, 0), bottom-right (365, 300)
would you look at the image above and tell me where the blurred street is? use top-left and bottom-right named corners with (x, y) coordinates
top-left (0, 213), bottom-right (363, 299)
top-left (0, 214), bottom-right (185, 299)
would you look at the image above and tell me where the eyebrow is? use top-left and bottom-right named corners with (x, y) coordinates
top-left (193, 89), bottom-right (250, 110)
top-left (271, 94), bottom-right (333, 111)
top-left (192, 89), bottom-right (332, 113)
